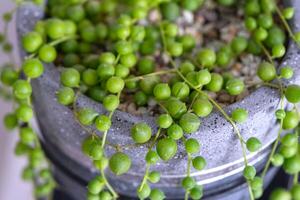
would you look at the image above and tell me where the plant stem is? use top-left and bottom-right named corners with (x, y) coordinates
top-left (184, 191), bottom-right (189, 200)
top-left (159, 25), bottom-right (254, 199)
top-left (173, 66), bottom-right (248, 159)
top-left (257, 40), bottom-right (287, 179)
top-left (188, 92), bottom-right (200, 111)
top-left (157, 101), bottom-right (169, 113)
top-left (258, 42), bottom-right (284, 97)
top-left (1, 8), bottom-right (17, 68)
top-left (49, 35), bottom-right (77, 46)
top-left (15, 77), bottom-right (56, 196)
top-left (246, 81), bottom-right (280, 89)
top-left (262, 82), bottom-right (280, 89)
top-left (187, 155), bottom-right (192, 176)
top-left (124, 69), bottom-right (177, 82)
top-left (294, 173), bottom-right (299, 185)
top-left (292, 110), bottom-right (300, 186)
top-left (101, 169), bottom-right (119, 199)
top-left (275, 5), bottom-right (299, 46)
top-left (101, 92), bottom-right (121, 148)
top-left (139, 164), bottom-right (150, 192)
top-left (139, 128), bottom-right (161, 191)
top-left (247, 181), bottom-right (255, 200)
top-left (24, 35), bottom-right (77, 60)
top-left (137, 128), bottom-right (162, 196)
top-left (72, 91), bottom-right (95, 134)
top-left (115, 54), bottom-right (121, 65)
top-left (139, 127), bottom-right (162, 192)
top-left (261, 118), bottom-right (283, 178)
top-left (184, 153), bottom-right (192, 200)
top-left (160, 24), bottom-right (167, 52)
top-left (150, 128), bottom-right (162, 149)
top-left (71, 90), bottom-right (119, 198)
top-left (0, 86), bottom-right (13, 100)
top-left (258, 42), bottom-right (274, 65)
top-left (261, 94), bottom-right (285, 178)
top-left (294, 104), bottom-right (300, 118)
top-left (162, 27), bottom-right (248, 163)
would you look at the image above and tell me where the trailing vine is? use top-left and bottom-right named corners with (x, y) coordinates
top-left (1, 1), bottom-right (58, 198)
top-left (1, 0), bottom-right (300, 200)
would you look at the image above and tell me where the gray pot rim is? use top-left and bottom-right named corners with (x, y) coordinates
top-left (16, 0), bottom-right (300, 198)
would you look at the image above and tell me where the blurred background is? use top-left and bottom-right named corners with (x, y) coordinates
top-left (0, 1), bottom-right (33, 200)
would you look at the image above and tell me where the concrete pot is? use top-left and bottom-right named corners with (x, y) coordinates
top-left (16, 1), bottom-right (300, 199)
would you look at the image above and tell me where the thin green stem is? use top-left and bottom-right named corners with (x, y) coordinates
top-left (258, 41), bottom-right (284, 98)
top-left (188, 92), bottom-right (200, 111)
top-left (26, 78), bottom-right (32, 105)
top-left (262, 82), bottom-right (280, 89)
top-left (49, 35), bottom-right (77, 46)
top-left (261, 96), bottom-right (284, 178)
top-left (150, 128), bottom-right (162, 149)
top-left (162, 29), bottom-right (248, 162)
top-left (294, 173), bottom-right (299, 185)
top-left (294, 104), bottom-right (300, 118)
top-left (101, 112), bottom-right (114, 148)
top-left (157, 102), bottom-right (169, 113)
top-left (159, 25), bottom-right (253, 199)
top-left (101, 92), bottom-right (121, 148)
top-left (246, 81), bottom-right (280, 89)
top-left (275, 5), bottom-right (299, 46)
top-left (72, 91), bottom-right (97, 135)
top-left (184, 153), bottom-right (192, 200)
top-left (101, 169), bottom-right (119, 199)
top-left (138, 164), bottom-right (150, 192)
top-left (258, 42), bottom-right (274, 65)
top-left (247, 181), bottom-right (255, 200)
top-left (124, 69), bottom-right (177, 82)
top-left (114, 54), bottom-right (121, 65)
top-left (184, 190), bottom-right (189, 200)
top-left (261, 119), bottom-right (283, 178)
top-left (174, 65), bottom-right (247, 149)
top-left (3, 21), bottom-right (9, 37)
top-left (24, 35), bottom-right (77, 60)
top-left (294, 129), bottom-right (300, 185)
top-left (187, 155), bottom-right (192, 176)
top-left (256, 43), bottom-right (285, 177)
top-left (167, 45), bottom-right (248, 164)
top-left (25, 53), bottom-right (36, 60)
top-left (9, 76), bottom-right (57, 196)
top-left (184, 55), bottom-right (201, 69)
top-left (3, 7), bottom-right (17, 37)
top-left (2, 8), bottom-right (16, 41)
top-left (0, 86), bottom-right (13, 100)
top-left (138, 120), bottom-right (163, 193)
top-left (1, 9), bottom-right (17, 68)
top-left (137, 128), bottom-right (162, 194)
top-left (159, 24), bottom-right (167, 52)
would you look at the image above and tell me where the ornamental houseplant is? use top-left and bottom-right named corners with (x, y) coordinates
top-left (1, 0), bottom-right (300, 200)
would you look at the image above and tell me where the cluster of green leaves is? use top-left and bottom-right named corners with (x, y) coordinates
top-left (1, 0), bottom-right (300, 200)
top-left (0, 0), bottom-right (57, 198)
top-left (46, 0), bottom-right (209, 199)
top-left (240, 1), bottom-right (300, 200)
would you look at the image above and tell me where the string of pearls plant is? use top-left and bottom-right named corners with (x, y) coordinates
top-left (1, 0), bottom-right (300, 200)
